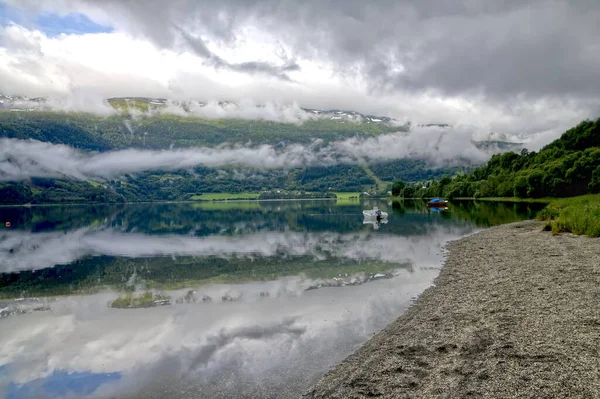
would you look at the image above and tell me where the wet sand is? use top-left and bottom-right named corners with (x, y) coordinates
top-left (305, 221), bottom-right (600, 398)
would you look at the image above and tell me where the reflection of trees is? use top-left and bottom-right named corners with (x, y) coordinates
top-left (2, 200), bottom-right (478, 236)
top-left (447, 200), bottom-right (545, 227)
top-left (0, 204), bottom-right (125, 232)
top-left (391, 199), bottom-right (543, 228)
top-left (1, 199), bottom-right (542, 238)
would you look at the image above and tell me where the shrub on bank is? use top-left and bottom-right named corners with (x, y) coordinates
top-left (537, 195), bottom-right (600, 237)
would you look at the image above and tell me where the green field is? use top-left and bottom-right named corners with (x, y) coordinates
top-left (333, 192), bottom-right (361, 200)
top-left (537, 194), bottom-right (600, 237)
top-left (189, 193), bottom-right (260, 201)
top-left (86, 180), bottom-right (103, 188)
top-left (190, 201), bottom-right (262, 210)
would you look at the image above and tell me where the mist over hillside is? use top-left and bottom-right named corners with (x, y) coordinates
top-left (0, 95), bottom-right (524, 204)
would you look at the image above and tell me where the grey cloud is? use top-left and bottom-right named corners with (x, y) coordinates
top-left (173, 26), bottom-right (214, 59)
top-left (174, 25), bottom-right (300, 81)
top-left (58, 0), bottom-right (600, 102)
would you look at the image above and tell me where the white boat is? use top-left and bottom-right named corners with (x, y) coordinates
top-left (362, 207), bottom-right (388, 219)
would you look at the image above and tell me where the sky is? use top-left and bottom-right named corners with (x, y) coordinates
top-left (0, 0), bottom-right (599, 137)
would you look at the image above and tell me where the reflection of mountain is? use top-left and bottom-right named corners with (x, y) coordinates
top-left (0, 200), bottom-right (540, 298)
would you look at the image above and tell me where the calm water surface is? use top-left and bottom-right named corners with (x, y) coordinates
top-left (0, 199), bottom-right (543, 398)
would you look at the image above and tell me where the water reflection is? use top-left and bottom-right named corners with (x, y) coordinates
top-left (0, 200), bottom-right (542, 398)
top-left (1, 228), bottom-right (456, 274)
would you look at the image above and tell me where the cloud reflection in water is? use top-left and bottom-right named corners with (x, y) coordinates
top-left (0, 225), bottom-right (470, 273)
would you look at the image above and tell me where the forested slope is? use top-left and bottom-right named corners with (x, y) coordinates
top-left (0, 107), bottom-right (476, 204)
top-left (409, 119), bottom-right (600, 199)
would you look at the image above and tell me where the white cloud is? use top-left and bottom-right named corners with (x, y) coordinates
top-left (0, 123), bottom-right (515, 182)
top-left (0, 15), bottom-right (597, 136)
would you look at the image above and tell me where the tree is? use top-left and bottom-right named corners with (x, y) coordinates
top-left (513, 176), bottom-right (528, 198)
top-left (391, 180), bottom-right (406, 196)
top-left (439, 176), bottom-right (452, 187)
top-left (401, 186), bottom-right (416, 198)
top-left (527, 170), bottom-right (546, 198)
top-left (0, 184), bottom-right (32, 205)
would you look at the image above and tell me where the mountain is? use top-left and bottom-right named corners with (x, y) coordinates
top-left (1, 95), bottom-right (405, 126)
top-left (0, 96), bottom-right (520, 205)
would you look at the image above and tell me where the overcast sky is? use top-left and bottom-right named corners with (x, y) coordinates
top-left (1, 0), bottom-right (599, 136)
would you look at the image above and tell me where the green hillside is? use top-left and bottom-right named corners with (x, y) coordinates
top-left (0, 106), bottom-right (474, 205)
top-left (0, 108), bottom-right (403, 150)
top-left (412, 119), bottom-right (600, 199)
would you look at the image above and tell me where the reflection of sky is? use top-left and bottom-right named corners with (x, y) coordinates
top-left (0, 226), bottom-right (478, 398)
top-left (0, 273), bottom-right (438, 399)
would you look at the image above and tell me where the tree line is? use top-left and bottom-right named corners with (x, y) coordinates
top-left (392, 119), bottom-right (600, 199)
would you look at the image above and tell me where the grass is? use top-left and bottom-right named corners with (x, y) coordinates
top-left (333, 192), bottom-right (361, 201)
top-left (359, 163), bottom-right (387, 191)
top-left (451, 195), bottom-right (599, 237)
top-left (189, 193), bottom-right (260, 201)
top-left (536, 194), bottom-right (600, 237)
top-left (190, 201), bottom-right (261, 210)
top-left (86, 180), bottom-right (103, 188)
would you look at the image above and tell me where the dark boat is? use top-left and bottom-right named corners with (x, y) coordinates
top-left (427, 198), bottom-right (448, 207)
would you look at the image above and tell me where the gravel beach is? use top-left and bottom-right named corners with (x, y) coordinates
top-left (305, 221), bottom-right (600, 398)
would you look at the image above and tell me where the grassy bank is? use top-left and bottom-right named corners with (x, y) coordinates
top-left (537, 194), bottom-right (600, 237)
top-left (461, 195), bottom-right (600, 237)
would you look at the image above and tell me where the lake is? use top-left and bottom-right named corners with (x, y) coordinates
top-left (0, 199), bottom-right (544, 398)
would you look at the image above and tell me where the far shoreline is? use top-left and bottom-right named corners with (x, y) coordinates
top-left (0, 196), bottom-right (373, 209)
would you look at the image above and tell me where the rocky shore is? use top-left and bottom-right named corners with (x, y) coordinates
top-left (305, 221), bottom-right (600, 398)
